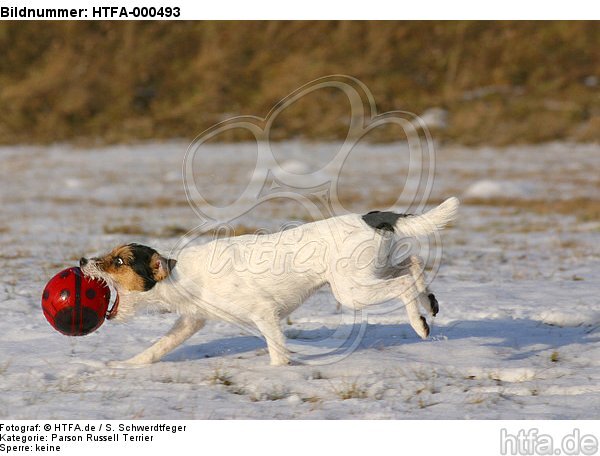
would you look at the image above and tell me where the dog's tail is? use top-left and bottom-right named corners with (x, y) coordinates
top-left (394, 197), bottom-right (460, 237)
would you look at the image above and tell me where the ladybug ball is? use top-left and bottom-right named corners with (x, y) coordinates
top-left (41, 267), bottom-right (111, 336)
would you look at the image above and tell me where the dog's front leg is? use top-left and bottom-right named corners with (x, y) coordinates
top-left (108, 316), bottom-right (205, 367)
top-left (253, 315), bottom-right (290, 366)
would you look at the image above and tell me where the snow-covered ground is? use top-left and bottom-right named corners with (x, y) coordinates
top-left (0, 141), bottom-right (599, 419)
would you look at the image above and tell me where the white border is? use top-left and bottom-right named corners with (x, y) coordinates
top-left (1, 420), bottom-right (599, 456)
top-left (2, 0), bottom-right (599, 19)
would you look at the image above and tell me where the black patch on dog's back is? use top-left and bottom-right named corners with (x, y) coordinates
top-left (128, 243), bottom-right (159, 291)
top-left (362, 211), bottom-right (411, 232)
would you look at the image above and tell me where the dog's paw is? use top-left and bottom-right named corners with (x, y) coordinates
top-left (428, 293), bottom-right (439, 316)
top-left (269, 355), bottom-right (292, 366)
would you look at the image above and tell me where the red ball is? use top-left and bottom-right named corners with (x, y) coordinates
top-left (41, 267), bottom-right (111, 336)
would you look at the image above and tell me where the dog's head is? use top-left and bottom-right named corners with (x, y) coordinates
top-left (80, 243), bottom-right (177, 293)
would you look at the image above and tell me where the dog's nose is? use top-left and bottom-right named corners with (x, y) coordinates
top-left (79, 257), bottom-right (88, 267)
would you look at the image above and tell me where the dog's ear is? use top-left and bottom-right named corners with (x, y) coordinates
top-left (151, 253), bottom-right (177, 281)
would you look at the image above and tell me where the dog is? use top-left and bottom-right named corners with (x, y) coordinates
top-left (80, 197), bottom-right (459, 366)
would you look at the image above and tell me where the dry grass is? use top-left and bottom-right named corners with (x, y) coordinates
top-left (43, 196), bottom-right (188, 209)
top-left (207, 367), bottom-right (234, 386)
top-left (301, 396), bottom-right (322, 404)
top-left (103, 224), bottom-right (148, 236)
top-left (120, 197), bottom-right (189, 209)
top-left (103, 223), bottom-right (189, 238)
top-left (467, 395), bottom-right (487, 405)
top-left (160, 225), bottom-right (189, 237)
top-left (204, 224), bottom-right (267, 237)
top-left (463, 197), bottom-right (600, 223)
top-left (0, 22), bottom-right (597, 145)
top-left (332, 380), bottom-right (368, 400)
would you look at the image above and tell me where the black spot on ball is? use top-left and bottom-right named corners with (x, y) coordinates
top-left (53, 308), bottom-right (73, 334)
top-left (59, 289), bottom-right (70, 300)
top-left (42, 289), bottom-right (50, 300)
top-left (59, 270), bottom-right (70, 278)
top-left (53, 307), bottom-right (100, 336)
top-left (79, 308), bottom-right (101, 334)
top-left (85, 288), bottom-right (96, 300)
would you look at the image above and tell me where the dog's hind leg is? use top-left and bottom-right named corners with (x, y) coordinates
top-left (407, 255), bottom-right (439, 317)
top-left (330, 274), bottom-right (431, 340)
top-left (397, 285), bottom-right (431, 339)
top-left (252, 314), bottom-right (290, 366)
top-left (110, 316), bottom-right (205, 367)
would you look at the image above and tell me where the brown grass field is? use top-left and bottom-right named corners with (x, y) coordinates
top-left (0, 21), bottom-right (598, 145)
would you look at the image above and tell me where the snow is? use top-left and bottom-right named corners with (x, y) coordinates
top-left (539, 310), bottom-right (600, 328)
top-left (0, 141), bottom-right (599, 419)
top-left (463, 179), bottom-right (536, 199)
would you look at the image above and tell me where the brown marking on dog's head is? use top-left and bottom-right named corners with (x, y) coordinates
top-left (151, 252), bottom-right (178, 281)
top-left (85, 243), bottom-right (177, 292)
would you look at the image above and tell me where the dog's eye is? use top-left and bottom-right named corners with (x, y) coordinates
top-left (114, 257), bottom-right (124, 267)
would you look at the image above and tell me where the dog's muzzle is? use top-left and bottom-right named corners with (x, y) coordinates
top-left (79, 257), bottom-right (119, 320)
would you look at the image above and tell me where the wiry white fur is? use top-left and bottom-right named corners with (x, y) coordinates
top-left (393, 197), bottom-right (460, 237)
top-left (86, 197), bottom-right (459, 367)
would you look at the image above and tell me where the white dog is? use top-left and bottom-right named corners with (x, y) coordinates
top-left (80, 197), bottom-right (459, 366)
